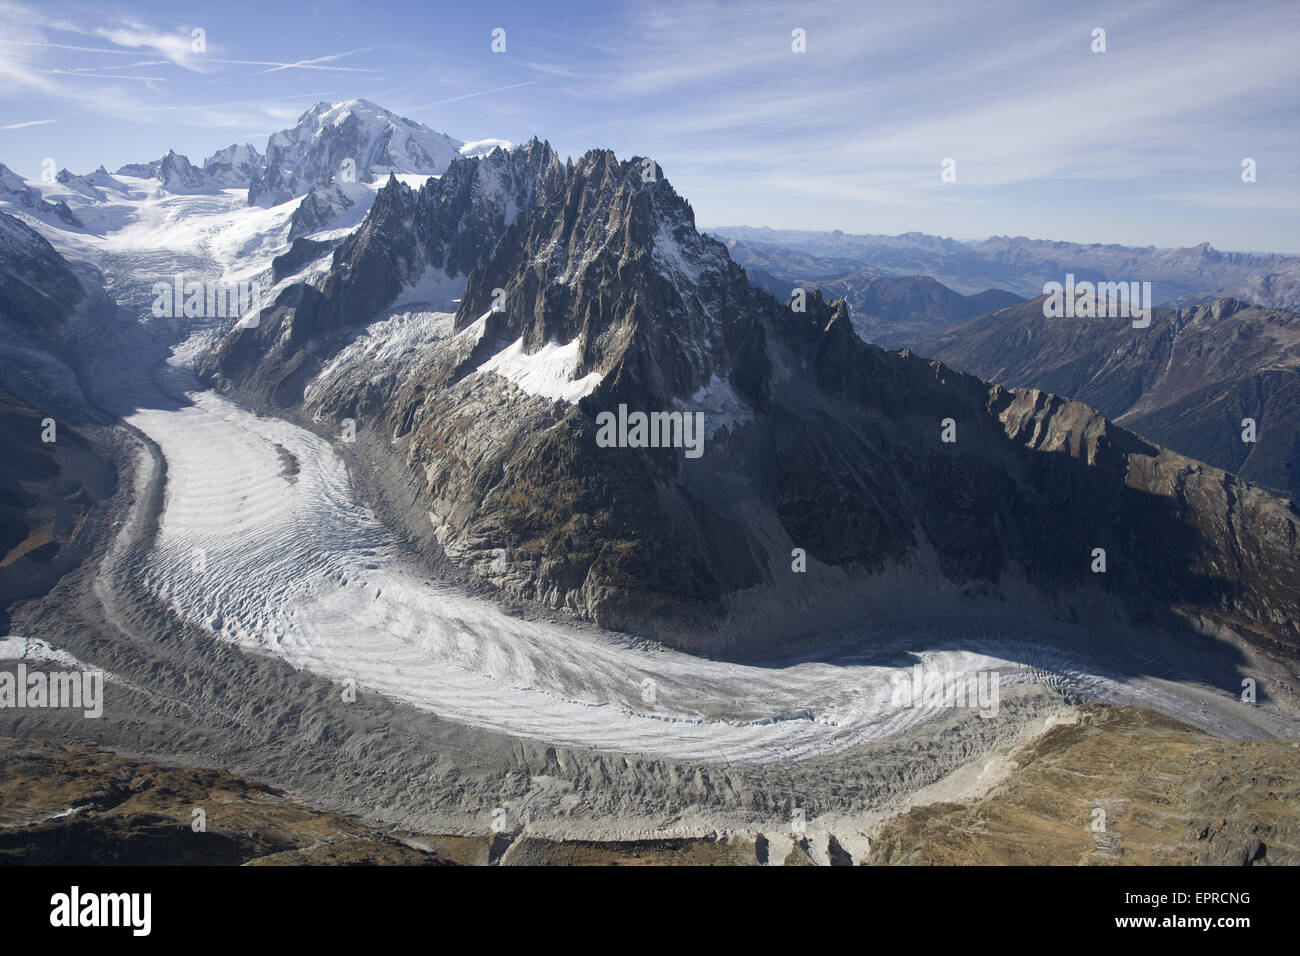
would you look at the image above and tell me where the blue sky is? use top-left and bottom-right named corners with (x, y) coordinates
top-left (1, 0), bottom-right (1297, 251)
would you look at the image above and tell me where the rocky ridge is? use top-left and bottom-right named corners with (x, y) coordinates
top-left (199, 143), bottom-right (1300, 656)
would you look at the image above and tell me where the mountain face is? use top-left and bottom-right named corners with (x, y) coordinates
top-left (248, 99), bottom-right (466, 208)
top-left (99, 100), bottom-right (473, 210)
top-left (829, 276), bottom-right (1021, 341)
top-left (201, 143), bottom-right (265, 187)
top-left (0, 213), bottom-right (115, 607)
top-left (0, 164), bottom-right (82, 229)
top-left (711, 227), bottom-right (1300, 312)
top-left (0, 389), bottom-right (117, 607)
top-left (115, 149), bottom-right (209, 193)
top-left (921, 296), bottom-right (1300, 499)
top-left (203, 139), bottom-right (559, 401)
top-left (286, 179), bottom-right (372, 241)
top-left (198, 143), bottom-right (1300, 656)
top-left (0, 212), bottom-right (84, 336)
top-left (54, 166), bottom-right (131, 202)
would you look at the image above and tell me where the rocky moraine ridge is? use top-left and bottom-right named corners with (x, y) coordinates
top-left (199, 141), bottom-right (1300, 658)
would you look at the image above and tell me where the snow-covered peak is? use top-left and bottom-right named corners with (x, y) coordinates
top-left (249, 99), bottom-right (468, 208)
top-left (0, 162), bottom-right (85, 228)
top-left (0, 162), bottom-right (28, 194)
top-left (201, 143), bottom-right (265, 187)
top-left (203, 143), bottom-right (262, 169)
top-left (113, 150), bottom-right (211, 194)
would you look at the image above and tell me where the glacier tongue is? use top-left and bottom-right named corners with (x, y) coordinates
top-left (123, 357), bottom-right (1271, 763)
top-left (9, 121), bottom-right (1290, 770)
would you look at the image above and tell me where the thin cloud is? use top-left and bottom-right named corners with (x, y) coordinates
top-left (42, 68), bottom-right (169, 82)
top-left (0, 38), bottom-right (150, 55)
top-left (255, 48), bottom-right (378, 75)
top-left (91, 22), bottom-right (203, 68)
top-left (520, 61), bottom-right (579, 78)
top-left (126, 93), bottom-right (335, 115)
top-left (0, 117), bottom-right (59, 129)
top-left (72, 60), bottom-right (171, 70)
top-left (206, 48), bottom-right (379, 75)
top-left (408, 80), bottom-right (539, 109)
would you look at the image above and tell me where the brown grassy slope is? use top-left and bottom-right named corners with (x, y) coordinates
top-left (869, 704), bottom-right (1300, 865)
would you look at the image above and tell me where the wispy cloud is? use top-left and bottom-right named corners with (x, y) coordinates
top-left (42, 68), bottom-right (170, 82)
top-left (89, 22), bottom-right (209, 70)
top-left (408, 80), bottom-right (540, 109)
top-left (0, 117), bottom-right (59, 130)
top-left (0, 39), bottom-right (166, 56)
top-left (0, 0), bottom-right (1295, 250)
top-left (207, 48), bottom-right (380, 75)
top-left (519, 61), bottom-right (579, 78)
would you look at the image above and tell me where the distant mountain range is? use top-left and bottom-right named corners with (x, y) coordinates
top-left (737, 259), bottom-right (1023, 348)
top-left (711, 226), bottom-right (1300, 314)
top-left (0, 163), bottom-right (82, 229)
top-left (719, 225), bottom-right (1300, 503)
top-left (921, 296), bottom-right (1300, 499)
top-left (8, 99), bottom-right (503, 225)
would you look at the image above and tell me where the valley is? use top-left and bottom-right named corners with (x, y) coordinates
top-left (1, 98), bottom-right (1297, 866)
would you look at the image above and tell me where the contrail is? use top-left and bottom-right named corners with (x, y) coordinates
top-left (0, 118), bottom-right (59, 129)
top-left (208, 48), bottom-right (379, 75)
top-left (409, 80), bottom-right (539, 109)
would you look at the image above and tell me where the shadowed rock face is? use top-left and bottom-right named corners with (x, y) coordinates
top-left (0, 212), bottom-right (83, 335)
top-left (868, 704), bottom-right (1300, 866)
top-left (199, 142), bottom-right (1300, 655)
top-left (0, 214), bottom-right (115, 614)
top-left (921, 296), bottom-right (1300, 499)
top-left (287, 182), bottom-right (355, 241)
top-left (0, 390), bottom-right (117, 607)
